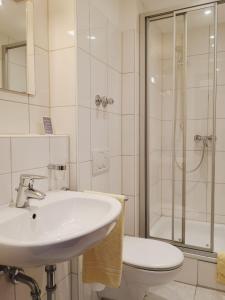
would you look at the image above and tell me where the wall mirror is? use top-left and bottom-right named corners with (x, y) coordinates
top-left (0, 0), bottom-right (35, 94)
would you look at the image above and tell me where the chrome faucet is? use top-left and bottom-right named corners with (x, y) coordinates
top-left (15, 174), bottom-right (47, 208)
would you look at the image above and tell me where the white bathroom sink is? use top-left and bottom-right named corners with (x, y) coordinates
top-left (0, 191), bottom-right (121, 267)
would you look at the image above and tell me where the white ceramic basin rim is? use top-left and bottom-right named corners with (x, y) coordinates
top-left (0, 191), bottom-right (121, 267)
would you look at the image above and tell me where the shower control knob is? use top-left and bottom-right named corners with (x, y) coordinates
top-left (102, 96), bottom-right (108, 108)
top-left (95, 95), bottom-right (102, 107)
top-left (107, 97), bottom-right (114, 105)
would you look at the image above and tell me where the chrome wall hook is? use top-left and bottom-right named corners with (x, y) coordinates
top-left (95, 95), bottom-right (114, 108)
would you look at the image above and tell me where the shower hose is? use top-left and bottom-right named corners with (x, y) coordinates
top-left (175, 138), bottom-right (207, 173)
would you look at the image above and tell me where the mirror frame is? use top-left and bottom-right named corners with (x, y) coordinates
top-left (0, 0), bottom-right (35, 95)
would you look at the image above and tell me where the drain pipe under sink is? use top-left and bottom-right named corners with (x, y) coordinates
top-left (0, 265), bottom-right (41, 300)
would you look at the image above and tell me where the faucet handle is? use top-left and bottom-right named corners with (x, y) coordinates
top-left (20, 174), bottom-right (47, 187)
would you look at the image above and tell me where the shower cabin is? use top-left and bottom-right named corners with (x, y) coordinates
top-left (140, 1), bottom-right (225, 256)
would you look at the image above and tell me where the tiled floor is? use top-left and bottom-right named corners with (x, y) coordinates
top-left (147, 282), bottom-right (225, 300)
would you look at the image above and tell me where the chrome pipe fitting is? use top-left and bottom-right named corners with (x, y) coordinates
top-left (0, 265), bottom-right (41, 300)
top-left (45, 265), bottom-right (57, 300)
top-left (95, 95), bottom-right (114, 108)
top-left (48, 164), bottom-right (67, 171)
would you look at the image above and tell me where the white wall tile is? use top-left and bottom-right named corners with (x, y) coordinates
top-left (50, 136), bottom-right (69, 165)
top-left (78, 107), bottom-right (91, 162)
top-left (186, 87), bottom-right (209, 120)
top-left (122, 73), bottom-right (135, 115)
top-left (50, 47), bottom-right (76, 107)
top-left (149, 118), bottom-right (162, 151)
top-left (162, 32), bottom-right (173, 60)
top-left (91, 58), bottom-right (108, 110)
top-left (149, 85), bottom-right (162, 120)
top-left (29, 47), bottom-right (50, 107)
top-left (186, 181), bottom-right (207, 215)
top-left (77, 49), bottom-right (91, 108)
top-left (216, 85), bottom-right (225, 119)
top-left (187, 27), bottom-right (209, 56)
top-left (162, 120), bottom-right (173, 151)
top-left (72, 274), bottom-right (79, 300)
top-left (34, 0), bottom-right (49, 50)
top-left (90, 5), bottom-right (108, 63)
top-left (55, 262), bottom-right (71, 283)
top-left (79, 161), bottom-right (91, 191)
top-left (0, 138), bottom-right (11, 174)
top-left (162, 179), bottom-right (172, 213)
top-left (55, 275), bottom-right (71, 300)
top-left (162, 151), bottom-right (173, 180)
top-left (91, 109), bottom-right (109, 151)
top-left (162, 90), bottom-right (174, 121)
top-left (76, 0), bottom-right (90, 52)
top-left (69, 163), bottom-right (77, 191)
top-left (123, 30), bottom-right (135, 73)
top-left (109, 156), bottom-right (121, 194)
top-left (216, 119), bottom-right (225, 151)
top-left (215, 152), bottom-right (225, 183)
top-left (108, 68), bottom-right (121, 114)
top-left (92, 171), bottom-right (109, 193)
top-left (217, 52), bottom-right (225, 86)
top-left (162, 59), bottom-right (173, 91)
top-left (186, 150), bottom-right (208, 183)
top-left (0, 174), bottom-right (11, 205)
top-left (71, 257), bottom-right (78, 274)
top-left (109, 113), bottom-right (121, 157)
top-left (214, 183), bottom-right (225, 216)
top-left (0, 101), bottom-right (29, 135)
top-left (122, 156), bottom-right (135, 196)
top-left (187, 54), bottom-right (209, 88)
top-left (122, 115), bottom-right (135, 155)
top-left (51, 106), bottom-right (77, 163)
top-left (11, 137), bottom-right (49, 172)
top-left (218, 23), bottom-right (225, 52)
top-left (108, 23), bottom-right (122, 72)
top-left (48, 0), bottom-right (75, 50)
top-left (149, 150), bottom-right (161, 185)
top-left (29, 105), bottom-right (49, 134)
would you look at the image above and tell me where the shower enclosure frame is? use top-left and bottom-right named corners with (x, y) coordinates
top-left (139, 0), bottom-right (221, 256)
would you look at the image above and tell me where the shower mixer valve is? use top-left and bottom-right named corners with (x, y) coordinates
top-left (194, 135), bottom-right (214, 146)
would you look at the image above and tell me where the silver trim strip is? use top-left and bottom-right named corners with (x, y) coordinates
top-left (140, 1), bottom-right (219, 254)
top-left (210, 2), bottom-right (217, 253)
top-left (172, 12), bottom-right (176, 242)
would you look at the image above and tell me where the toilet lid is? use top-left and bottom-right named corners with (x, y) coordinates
top-left (123, 236), bottom-right (184, 271)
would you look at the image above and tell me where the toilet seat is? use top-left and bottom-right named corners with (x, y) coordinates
top-left (123, 236), bottom-right (184, 271)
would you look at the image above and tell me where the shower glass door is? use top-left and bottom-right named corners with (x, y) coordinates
top-left (147, 3), bottom-right (217, 252)
top-left (173, 4), bottom-right (217, 251)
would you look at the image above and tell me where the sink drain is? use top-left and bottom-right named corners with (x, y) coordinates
top-left (32, 213), bottom-right (37, 220)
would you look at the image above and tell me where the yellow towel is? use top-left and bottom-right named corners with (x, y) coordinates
top-left (217, 252), bottom-right (225, 284)
top-left (82, 191), bottom-right (125, 288)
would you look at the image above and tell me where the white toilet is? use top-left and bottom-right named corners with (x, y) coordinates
top-left (99, 236), bottom-right (184, 300)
